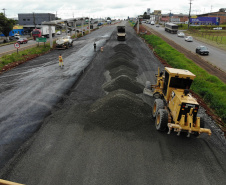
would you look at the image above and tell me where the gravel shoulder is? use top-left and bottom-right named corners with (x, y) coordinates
top-left (1, 23), bottom-right (226, 185)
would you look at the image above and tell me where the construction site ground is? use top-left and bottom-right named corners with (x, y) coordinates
top-left (0, 22), bottom-right (226, 185)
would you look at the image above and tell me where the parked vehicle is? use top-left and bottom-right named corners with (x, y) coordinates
top-left (97, 22), bottom-right (103, 26)
top-left (14, 33), bottom-right (20, 39)
top-left (151, 21), bottom-right (155, 25)
top-left (185, 36), bottom-right (193, 42)
top-left (32, 26), bottom-right (55, 40)
top-left (165, 23), bottom-right (178, 33)
top-left (213, 27), bottom-right (222, 30)
top-left (56, 31), bottom-right (61, 35)
top-left (17, 38), bottom-right (28, 44)
top-left (177, 32), bottom-right (185, 37)
top-left (196, 46), bottom-right (209, 55)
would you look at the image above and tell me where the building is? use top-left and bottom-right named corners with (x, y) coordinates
top-left (160, 13), bottom-right (189, 23)
top-left (18, 13), bottom-right (56, 33)
top-left (196, 9), bottom-right (226, 24)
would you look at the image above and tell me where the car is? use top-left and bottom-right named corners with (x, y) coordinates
top-left (156, 25), bottom-right (160, 27)
top-left (56, 31), bottom-right (61, 35)
top-left (196, 46), bottom-right (209, 55)
top-left (213, 27), bottom-right (222, 30)
top-left (14, 33), bottom-right (20, 39)
top-left (17, 38), bottom-right (28, 44)
top-left (185, 36), bottom-right (193, 42)
top-left (177, 32), bottom-right (185, 37)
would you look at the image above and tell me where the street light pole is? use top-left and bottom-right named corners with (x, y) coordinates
top-left (188, 0), bottom-right (193, 30)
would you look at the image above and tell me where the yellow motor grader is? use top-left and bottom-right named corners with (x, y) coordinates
top-left (144, 67), bottom-right (211, 137)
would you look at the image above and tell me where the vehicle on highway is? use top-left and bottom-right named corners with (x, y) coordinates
top-left (14, 33), bottom-right (20, 39)
top-left (17, 38), bottom-right (28, 44)
top-left (213, 27), bottom-right (222, 30)
top-left (56, 36), bottom-right (73, 49)
top-left (56, 31), bottom-right (61, 35)
top-left (32, 25), bottom-right (55, 40)
top-left (97, 22), bottom-right (103, 26)
top-left (185, 36), bottom-right (193, 42)
top-left (177, 32), bottom-right (185, 37)
top-left (165, 23), bottom-right (178, 34)
top-left (196, 46), bottom-right (209, 55)
top-left (151, 21), bottom-right (155, 25)
top-left (156, 25), bottom-right (160, 27)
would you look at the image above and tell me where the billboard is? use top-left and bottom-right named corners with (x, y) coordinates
top-left (147, 8), bottom-right (150, 15)
top-left (154, 10), bottom-right (161, 15)
top-left (190, 17), bottom-right (220, 25)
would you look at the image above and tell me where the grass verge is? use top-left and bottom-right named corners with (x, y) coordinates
top-left (141, 34), bottom-right (226, 126)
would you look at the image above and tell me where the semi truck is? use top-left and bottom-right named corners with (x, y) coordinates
top-left (32, 25), bottom-right (55, 40)
top-left (117, 26), bottom-right (126, 41)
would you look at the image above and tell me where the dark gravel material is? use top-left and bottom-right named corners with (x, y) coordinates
top-left (102, 75), bottom-right (144, 94)
top-left (109, 52), bottom-right (135, 61)
top-left (105, 58), bottom-right (139, 71)
top-left (109, 65), bottom-right (138, 79)
top-left (88, 89), bottom-right (151, 131)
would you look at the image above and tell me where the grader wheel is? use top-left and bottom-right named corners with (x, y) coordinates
top-left (152, 99), bottom-right (164, 118)
top-left (155, 109), bottom-right (168, 131)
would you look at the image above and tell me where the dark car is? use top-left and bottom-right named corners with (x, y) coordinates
top-left (17, 38), bottom-right (28, 44)
top-left (196, 46), bottom-right (209, 55)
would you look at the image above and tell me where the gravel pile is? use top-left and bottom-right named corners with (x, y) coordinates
top-left (88, 89), bottom-right (151, 131)
top-left (105, 58), bottom-right (138, 71)
top-left (113, 44), bottom-right (135, 57)
top-left (109, 65), bottom-right (138, 79)
top-left (102, 75), bottom-right (144, 94)
top-left (109, 52), bottom-right (135, 61)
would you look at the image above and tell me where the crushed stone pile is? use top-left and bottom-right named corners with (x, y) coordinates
top-left (109, 65), bottom-right (138, 79)
top-left (113, 44), bottom-right (135, 57)
top-left (109, 52), bottom-right (135, 61)
top-left (88, 89), bottom-right (151, 131)
top-left (105, 58), bottom-right (138, 71)
top-left (102, 75), bottom-right (144, 94)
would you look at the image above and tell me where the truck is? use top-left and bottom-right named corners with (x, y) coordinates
top-left (165, 23), bottom-right (178, 33)
top-left (144, 67), bottom-right (211, 137)
top-left (117, 26), bottom-right (126, 41)
top-left (32, 25), bottom-right (55, 40)
top-left (56, 36), bottom-right (73, 49)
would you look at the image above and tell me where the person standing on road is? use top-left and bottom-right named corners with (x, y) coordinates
top-left (59, 54), bottom-right (64, 68)
top-left (94, 42), bottom-right (96, 51)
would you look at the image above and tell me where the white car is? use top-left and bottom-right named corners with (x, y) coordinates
top-left (213, 27), bottom-right (222, 30)
top-left (177, 32), bottom-right (185, 37)
top-left (56, 31), bottom-right (61, 35)
top-left (185, 36), bottom-right (193, 42)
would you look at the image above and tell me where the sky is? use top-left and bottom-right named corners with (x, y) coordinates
top-left (1, 0), bottom-right (225, 20)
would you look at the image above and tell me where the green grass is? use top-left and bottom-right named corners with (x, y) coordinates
top-left (142, 34), bottom-right (226, 126)
top-left (0, 44), bottom-right (52, 70)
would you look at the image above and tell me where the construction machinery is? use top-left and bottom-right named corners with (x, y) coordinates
top-left (117, 26), bottom-right (126, 41)
top-left (56, 36), bottom-right (73, 49)
top-left (144, 67), bottom-right (211, 137)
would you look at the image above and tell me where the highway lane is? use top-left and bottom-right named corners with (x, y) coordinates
top-left (145, 23), bottom-right (226, 73)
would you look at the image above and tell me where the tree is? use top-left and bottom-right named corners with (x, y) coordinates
top-left (107, 17), bottom-right (111, 20)
top-left (143, 12), bottom-right (150, 19)
top-left (0, 13), bottom-right (15, 41)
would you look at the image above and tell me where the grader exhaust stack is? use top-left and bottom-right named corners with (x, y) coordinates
top-left (144, 67), bottom-right (211, 137)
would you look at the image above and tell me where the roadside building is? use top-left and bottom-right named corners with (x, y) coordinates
top-left (195, 9), bottom-right (226, 25)
top-left (159, 13), bottom-right (190, 23)
top-left (18, 13), bottom-right (55, 33)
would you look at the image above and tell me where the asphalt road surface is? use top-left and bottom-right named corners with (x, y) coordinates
top-left (145, 23), bottom-right (226, 73)
top-left (0, 22), bottom-right (226, 185)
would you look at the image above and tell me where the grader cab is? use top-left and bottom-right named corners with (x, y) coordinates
top-left (144, 67), bottom-right (211, 137)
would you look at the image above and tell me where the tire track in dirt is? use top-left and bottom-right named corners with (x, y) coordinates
top-left (143, 25), bottom-right (226, 84)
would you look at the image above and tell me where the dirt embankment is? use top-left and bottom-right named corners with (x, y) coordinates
top-left (137, 25), bottom-right (226, 135)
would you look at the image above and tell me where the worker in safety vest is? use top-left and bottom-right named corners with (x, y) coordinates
top-left (59, 54), bottom-right (64, 67)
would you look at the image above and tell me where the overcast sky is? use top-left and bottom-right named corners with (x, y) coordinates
top-left (1, 0), bottom-right (225, 19)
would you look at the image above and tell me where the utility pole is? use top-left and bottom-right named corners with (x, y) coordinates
top-left (188, 0), bottom-right (193, 30)
top-left (2, 8), bottom-right (6, 16)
